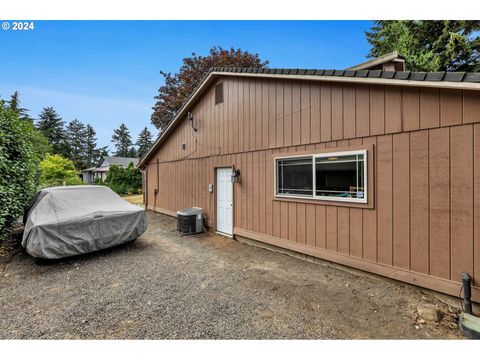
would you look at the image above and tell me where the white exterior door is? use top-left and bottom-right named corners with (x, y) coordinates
top-left (216, 168), bottom-right (233, 235)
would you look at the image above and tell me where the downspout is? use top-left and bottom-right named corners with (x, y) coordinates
top-left (154, 158), bottom-right (159, 210)
top-left (461, 272), bottom-right (473, 315)
top-left (144, 166), bottom-right (148, 211)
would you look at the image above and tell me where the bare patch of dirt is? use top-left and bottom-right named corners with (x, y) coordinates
top-left (0, 212), bottom-right (464, 339)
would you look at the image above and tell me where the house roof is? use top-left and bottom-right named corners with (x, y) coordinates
top-left (81, 166), bottom-right (108, 173)
top-left (102, 156), bottom-right (139, 168)
top-left (138, 66), bottom-right (480, 167)
top-left (82, 157), bottom-right (139, 173)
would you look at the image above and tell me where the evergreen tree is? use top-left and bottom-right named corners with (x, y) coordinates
top-left (64, 119), bottom-right (87, 169)
top-left (84, 124), bottom-right (108, 168)
top-left (36, 107), bottom-right (66, 155)
top-left (111, 123), bottom-right (134, 157)
top-left (8, 91), bottom-right (33, 122)
top-left (128, 146), bottom-right (138, 158)
top-left (136, 126), bottom-right (154, 158)
top-left (366, 20), bottom-right (480, 72)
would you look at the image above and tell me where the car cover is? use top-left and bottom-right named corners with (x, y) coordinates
top-left (22, 185), bottom-right (147, 259)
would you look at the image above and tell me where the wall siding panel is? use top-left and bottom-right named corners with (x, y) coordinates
top-left (326, 207), bottom-right (338, 252)
top-left (337, 207), bottom-right (350, 255)
top-left (331, 84), bottom-right (343, 140)
top-left (301, 82), bottom-right (311, 144)
top-left (450, 125), bottom-right (474, 282)
top-left (420, 88), bottom-right (440, 129)
top-left (403, 87), bottom-right (420, 131)
top-left (377, 135), bottom-right (393, 265)
top-left (145, 76), bottom-right (480, 301)
top-left (464, 90), bottom-right (480, 124)
top-left (429, 128), bottom-right (451, 279)
top-left (343, 84), bottom-right (356, 139)
top-left (385, 87), bottom-right (402, 133)
top-left (409, 131), bottom-right (430, 274)
top-left (369, 85), bottom-right (385, 136)
top-left (355, 85), bottom-right (370, 138)
top-left (292, 82), bottom-right (301, 146)
top-left (305, 204), bottom-right (316, 247)
top-left (440, 89), bottom-right (462, 127)
top-left (310, 84), bottom-right (321, 143)
top-left (320, 83), bottom-right (332, 142)
top-left (392, 133), bottom-right (410, 270)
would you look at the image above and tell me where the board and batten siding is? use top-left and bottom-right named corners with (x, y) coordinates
top-left (145, 76), bottom-right (480, 301)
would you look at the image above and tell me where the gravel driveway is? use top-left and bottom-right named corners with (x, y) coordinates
top-left (0, 211), bottom-right (462, 339)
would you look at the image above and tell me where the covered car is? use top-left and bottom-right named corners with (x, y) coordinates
top-left (22, 185), bottom-right (147, 259)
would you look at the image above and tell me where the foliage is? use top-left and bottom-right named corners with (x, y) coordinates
top-left (85, 124), bottom-right (108, 168)
top-left (39, 154), bottom-right (83, 188)
top-left (4, 92), bottom-right (51, 158)
top-left (151, 46), bottom-right (269, 131)
top-left (65, 119), bottom-right (87, 169)
top-left (128, 146), bottom-right (137, 158)
top-left (136, 127), bottom-right (154, 158)
top-left (64, 120), bottom-right (108, 170)
top-left (36, 107), bottom-right (66, 155)
top-left (7, 91), bottom-right (33, 122)
top-left (105, 163), bottom-right (142, 195)
top-left (366, 20), bottom-right (480, 72)
top-left (28, 124), bottom-right (52, 160)
top-left (111, 123), bottom-right (135, 157)
top-left (0, 101), bottom-right (40, 240)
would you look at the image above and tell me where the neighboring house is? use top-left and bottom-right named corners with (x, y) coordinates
top-left (138, 56), bottom-right (480, 302)
top-left (81, 156), bottom-right (139, 184)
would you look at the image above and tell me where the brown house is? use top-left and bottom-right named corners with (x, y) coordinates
top-left (139, 64), bottom-right (480, 302)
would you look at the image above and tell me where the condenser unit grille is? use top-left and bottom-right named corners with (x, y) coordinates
top-left (176, 207), bottom-right (204, 235)
top-left (177, 214), bottom-right (197, 234)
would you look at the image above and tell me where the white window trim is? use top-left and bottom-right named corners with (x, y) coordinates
top-left (274, 149), bottom-right (368, 204)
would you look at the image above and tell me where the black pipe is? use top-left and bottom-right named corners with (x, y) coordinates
top-left (461, 272), bottom-right (473, 315)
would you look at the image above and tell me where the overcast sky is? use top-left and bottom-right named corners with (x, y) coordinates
top-left (0, 20), bottom-right (373, 151)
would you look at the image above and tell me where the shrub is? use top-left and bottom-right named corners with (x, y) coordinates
top-left (0, 103), bottom-right (41, 240)
top-left (40, 154), bottom-right (83, 187)
top-left (105, 162), bottom-right (142, 195)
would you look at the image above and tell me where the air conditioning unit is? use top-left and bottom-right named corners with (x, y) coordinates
top-left (177, 207), bottom-right (203, 235)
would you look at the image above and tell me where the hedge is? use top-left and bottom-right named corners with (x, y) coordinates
top-left (0, 102), bottom-right (41, 240)
top-left (105, 163), bottom-right (142, 195)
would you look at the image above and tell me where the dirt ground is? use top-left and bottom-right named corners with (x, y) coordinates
top-left (0, 211), bottom-right (463, 339)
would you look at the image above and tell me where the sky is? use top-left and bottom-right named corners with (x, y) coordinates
top-left (0, 20), bottom-right (373, 151)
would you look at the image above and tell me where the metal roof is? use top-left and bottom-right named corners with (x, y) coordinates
top-left (209, 66), bottom-right (480, 83)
